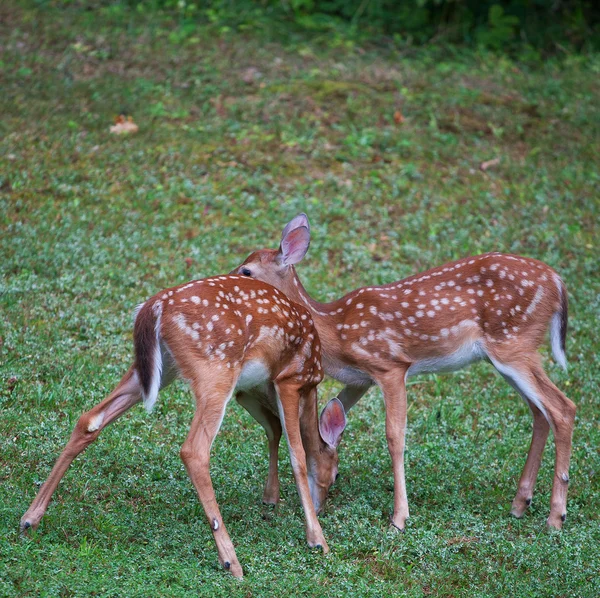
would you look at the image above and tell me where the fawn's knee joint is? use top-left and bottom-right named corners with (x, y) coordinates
top-left (86, 412), bottom-right (105, 433)
top-left (179, 446), bottom-right (193, 462)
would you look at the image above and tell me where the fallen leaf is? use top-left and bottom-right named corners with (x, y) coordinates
top-left (393, 110), bottom-right (405, 124)
top-left (241, 67), bottom-right (262, 84)
top-left (480, 157), bottom-right (500, 171)
top-left (184, 257), bottom-right (194, 268)
top-left (110, 114), bottom-right (139, 135)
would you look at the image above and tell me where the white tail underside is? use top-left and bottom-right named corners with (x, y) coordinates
top-left (550, 311), bottom-right (567, 370)
top-left (143, 305), bottom-right (163, 413)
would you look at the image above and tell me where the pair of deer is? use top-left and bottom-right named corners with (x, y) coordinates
top-left (21, 214), bottom-right (575, 579)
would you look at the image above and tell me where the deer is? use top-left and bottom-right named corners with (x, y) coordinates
top-left (231, 213), bottom-right (575, 531)
top-left (20, 274), bottom-right (347, 578)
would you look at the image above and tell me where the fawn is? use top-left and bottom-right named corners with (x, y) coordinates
top-left (21, 274), bottom-right (347, 577)
top-left (232, 214), bottom-right (574, 530)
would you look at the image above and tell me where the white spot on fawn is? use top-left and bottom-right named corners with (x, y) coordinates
top-left (526, 286), bottom-right (545, 315)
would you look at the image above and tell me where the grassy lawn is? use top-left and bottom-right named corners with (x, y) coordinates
top-left (1, 2), bottom-right (599, 596)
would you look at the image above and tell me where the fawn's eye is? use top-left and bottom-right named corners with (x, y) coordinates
top-left (241, 268), bottom-right (252, 277)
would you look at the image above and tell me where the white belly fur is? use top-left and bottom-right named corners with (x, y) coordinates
top-left (334, 365), bottom-right (374, 387)
top-left (236, 360), bottom-right (270, 392)
top-left (407, 341), bottom-right (487, 377)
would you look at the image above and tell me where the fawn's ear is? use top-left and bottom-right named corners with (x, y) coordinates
top-left (278, 225), bottom-right (310, 266)
top-left (281, 213), bottom-right (310, 241)
top-left (319, 398), bottom-right (347, 448)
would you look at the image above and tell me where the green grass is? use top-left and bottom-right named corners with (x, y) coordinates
top-left (1, 2), bottom-right (599, 596)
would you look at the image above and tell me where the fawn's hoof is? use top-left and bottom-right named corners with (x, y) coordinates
top-left (222, 559), bottom-right (243, 578)
top-left (390, 515), bottom-right (408, 533)
top-left (19, 516), bottom-right (36, 534)
top-left (546, 513), bottom-right (566, 530)
top-left (308, 539), bottom-right (329, 554)
top-left (510, 496), bottom-right (532, 519)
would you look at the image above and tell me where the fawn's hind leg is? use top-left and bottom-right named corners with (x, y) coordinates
top-left (489, 352), bottom-right (575, 529)
top-left (21, 367), bottom-right (143, 532)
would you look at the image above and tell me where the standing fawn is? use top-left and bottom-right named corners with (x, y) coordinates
top-left (232, 214), bottom-right (575, 530)
top-left (21, 274), bottom-right (346, 578)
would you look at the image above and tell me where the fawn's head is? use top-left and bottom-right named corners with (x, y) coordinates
top-left (309, 396), bottom-right (346, 512)
top-left (232, 214), bottom-right (311, 299)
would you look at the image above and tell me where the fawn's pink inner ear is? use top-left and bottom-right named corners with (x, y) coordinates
top-left (320, 399), bottom-right (346, 447)
top-left (280, 226), bottom-right (310, 265)
top-left (281, 213), bottom-right (310, 240)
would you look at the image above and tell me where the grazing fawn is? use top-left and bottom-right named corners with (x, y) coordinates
top-left (21, 274), bottom-right (347, 578)
top-left (232, 214), bottom-right (575, 530)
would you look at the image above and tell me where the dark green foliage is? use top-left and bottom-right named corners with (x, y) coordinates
top-left (37, 0), bottom-right (600, 52)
